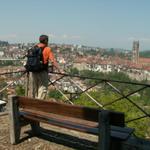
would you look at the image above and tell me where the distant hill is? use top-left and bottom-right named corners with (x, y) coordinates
top-left (0, 41), bottom-right (9, 47)
top-left (140, 50), bottom-right (150, 58)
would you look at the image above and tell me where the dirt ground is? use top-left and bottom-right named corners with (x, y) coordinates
top-left (0, 114), bottom-right (98, 150)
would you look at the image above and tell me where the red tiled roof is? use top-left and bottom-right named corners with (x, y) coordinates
top-left (74, 56), bottom-right (150, 71)
top-left (139, 57), bottom-right (150, 63)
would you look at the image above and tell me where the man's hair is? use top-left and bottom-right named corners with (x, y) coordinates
top-left (39, 35), bottom-right (49, 44)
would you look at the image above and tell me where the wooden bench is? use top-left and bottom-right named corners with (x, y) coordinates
top-left (9, 96), bottom-right (134, 150)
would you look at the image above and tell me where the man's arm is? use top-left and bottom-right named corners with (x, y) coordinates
top-left (48, 48), bottom-right (62, 73)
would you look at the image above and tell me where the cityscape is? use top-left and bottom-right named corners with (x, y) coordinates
top-left (1, 39), bottom-right (150, 149)
top-left (1, 40), bottom-right (150, 82)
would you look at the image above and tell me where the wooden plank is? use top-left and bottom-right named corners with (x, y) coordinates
top-left (110, 126), bottom-right (134, 140)
top-left (17, 96), bottom-right (124, 125)
top-left (111, 130), bottom-right (131, 140)
top-left (20, 109), bottom-right (98, 128)
top-left (111, 126), bottom-right (134, 134)
top-left (18, 96), bottom-right (99, 122)
top-left (9, 96), bottom-right (21, 144)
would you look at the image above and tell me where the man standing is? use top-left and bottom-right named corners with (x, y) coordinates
top-left (31, 35), bottom-right (61, 99)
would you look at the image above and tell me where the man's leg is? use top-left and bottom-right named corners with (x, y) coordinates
top-left (37, 71), bottom-right (48, 100)
top-left (32, 73), bottom-right (38, 98)
top-left (30, 73), bottom-right (40, 134)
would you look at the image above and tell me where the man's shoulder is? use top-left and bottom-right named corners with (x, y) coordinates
top-left (44, 46), bottom-right (51, 52)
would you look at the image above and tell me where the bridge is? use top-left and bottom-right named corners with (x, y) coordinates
top-left (0, 58), bottom-right (25, 61)
top-left (0, 66), bottom-right (150, 149)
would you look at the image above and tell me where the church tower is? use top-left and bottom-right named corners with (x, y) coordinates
top-left (132, 41), bottom-right (139, 64)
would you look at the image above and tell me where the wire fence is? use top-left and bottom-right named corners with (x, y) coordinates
top-left (0, 69), bottom-right (150, 137)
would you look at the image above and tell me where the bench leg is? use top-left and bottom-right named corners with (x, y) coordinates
top-left (9, 96), bottom-right (21, 144)
top-left (30, 121), bottom-right (41, 135)
top-left (98, 110), bottom-right (111, 150)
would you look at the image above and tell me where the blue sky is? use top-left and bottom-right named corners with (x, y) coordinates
top-left (0, 0), bottom-right (150, 50)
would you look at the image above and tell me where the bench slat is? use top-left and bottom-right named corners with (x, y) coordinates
top-left (20, 109), bottom-right (98, 127)
top-left (18, 96), bottom-right (99, 122)
top-left (17, 96), bottom-right (125, 126)
top-left (111, 126), bottom-right (134, 140)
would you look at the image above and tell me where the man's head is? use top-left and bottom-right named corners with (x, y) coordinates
top-left (39, 35), bottom-right (49, 45)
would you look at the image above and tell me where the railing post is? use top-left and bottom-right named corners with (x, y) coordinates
top-left (98, 110), bottom-right (111, 150)
top-left (9, 95), bottom-right (21, 144)
top-left (28, 72), bottom-right (34, 97)
top-left (25, 72), bottom-right (29, 96)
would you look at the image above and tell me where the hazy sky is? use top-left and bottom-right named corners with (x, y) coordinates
top-left (0, 0), bottom-right (150, 50)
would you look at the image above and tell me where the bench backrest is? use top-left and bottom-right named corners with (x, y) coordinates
top-left (17, 96), bottom-right (125, 126)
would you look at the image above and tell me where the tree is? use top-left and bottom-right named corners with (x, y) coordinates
top-left (69, 67), bottom-right (79, 75)
top-left (48, 90), bottom-right (62, 100)
top-left (15, 85), bottom-right (25, 96)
